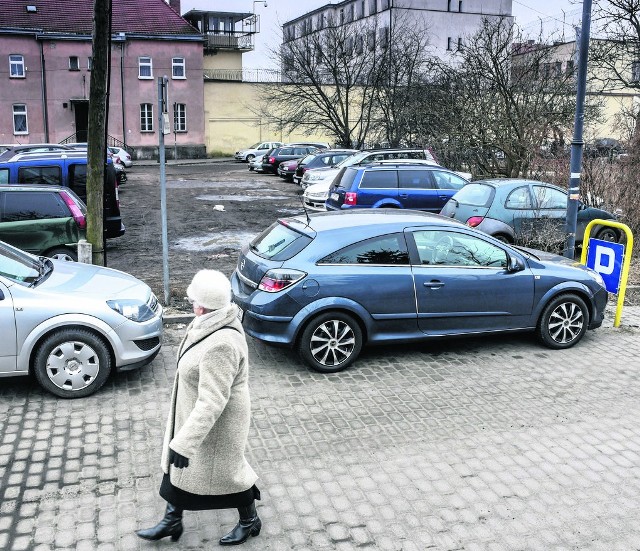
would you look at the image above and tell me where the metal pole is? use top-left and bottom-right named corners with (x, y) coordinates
top-left (158, 76), bottom-right (170, 306)
top-left (565, 0), bottom-right (593, 258)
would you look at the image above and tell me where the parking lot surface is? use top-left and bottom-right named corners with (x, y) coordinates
top-left (1, 305), bottom-right (640, 550)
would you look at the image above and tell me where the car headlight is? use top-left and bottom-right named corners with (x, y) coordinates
top-left (585, 268), bottom-right (606, 289)
top-left (107, 299), bottom-right (156, 322)
top-left (308, 173), bottom-right (324, 181)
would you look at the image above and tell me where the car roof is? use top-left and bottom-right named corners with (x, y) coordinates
top-left (0, 183), bottom-right (67, 192)
top-left (0, 150), bottom-right (88, 163)
top-left (468, 178), bottom-right (555, 188)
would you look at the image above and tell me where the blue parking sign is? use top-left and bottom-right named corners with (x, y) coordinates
top-left (585, 239), bottom-right (625, 293)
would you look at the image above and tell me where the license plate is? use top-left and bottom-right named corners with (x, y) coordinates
top-left (330, 193), bottom-right (339, 201)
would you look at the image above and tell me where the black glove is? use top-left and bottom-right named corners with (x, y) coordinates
top-left (169, 449), bottom-right (189, 469)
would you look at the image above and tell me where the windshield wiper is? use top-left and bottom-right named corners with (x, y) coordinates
top-left (30, 257), bottom-right (53, 287)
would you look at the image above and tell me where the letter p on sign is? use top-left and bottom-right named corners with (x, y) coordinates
top-left (586, 239), bottom-right (625, 293)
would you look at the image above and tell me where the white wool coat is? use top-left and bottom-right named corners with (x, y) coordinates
top-left (160, 304), bottom-right (258, 495)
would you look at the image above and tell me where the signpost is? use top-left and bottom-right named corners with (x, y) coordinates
top-left (158, 75), bottom-right (170, 306)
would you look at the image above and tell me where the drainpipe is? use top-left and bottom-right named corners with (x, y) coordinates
top-left (39, 41), bottom-right (49, 142)
top-left (120, 43), bottom-right (126, 146)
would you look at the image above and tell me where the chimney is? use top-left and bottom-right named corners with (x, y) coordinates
top-left (168, 0), bottom-right (181, 14)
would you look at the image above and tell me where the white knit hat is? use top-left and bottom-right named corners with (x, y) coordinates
top-left (186, 269), bottom-right (231, 311)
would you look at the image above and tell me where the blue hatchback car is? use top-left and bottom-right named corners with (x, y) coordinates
top-left (231, 210), bottom-right (608, 373)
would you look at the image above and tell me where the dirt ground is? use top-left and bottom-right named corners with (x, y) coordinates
top-left (107, 160), bottom-right (304, 313)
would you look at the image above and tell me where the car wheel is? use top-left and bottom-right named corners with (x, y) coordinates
top-left (536, 293), bottom-right (589, 349)
top-left (246, 154), bottom-right (255, 162)
top-left (594, 227), bottom-right (619, 243)
top-left (33, 329), bottom-right (112, 398)
top-left (46, 248), bottom-right (78, 262)
top-left (298, 312), bottom-right (363, 373)
top-left (493, 233), bottom-right (512, 244)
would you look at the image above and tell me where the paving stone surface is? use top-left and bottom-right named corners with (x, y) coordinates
top-left (1, 306), bottom-right (639, 550)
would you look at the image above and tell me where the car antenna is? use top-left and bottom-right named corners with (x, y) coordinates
top-left (297, 193), bottom-right (312, 226)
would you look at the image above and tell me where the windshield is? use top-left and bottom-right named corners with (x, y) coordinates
top-left (335, 151), bottom-right (367, 168)
top-left (450, 183), bottom-right (494, 207)
top-left (0, 241), bottom-right (43, 285)
top-left (250, 220), bottom-right (313, 261)
top-left (299, 154), bottom-right (316, 166)
top-left (248, 142), bottom-right (261, 149)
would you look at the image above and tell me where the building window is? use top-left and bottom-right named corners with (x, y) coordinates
top-left (632, 61), bottom-right (640, 83)
top-left (88, 57), bottom-right (93, 71)
top-left (340, 8), bottom-right (345, 24)
top-left (139, 56), bottom-right (153, 79)
top-left (458, 0), bottom-right (463, 11)
top-left (9, 54), bottom-right (25, 78)
top-left (457, 37), bottom-right (463, 51)
top-left (367, 30), bottom-right (376, 51)
top-left (348, 4), bottom-right (354, 22)
top-left (369, 0), bottom-right (377, 15)
top-left (13, 104), bottom-right (28, 134)
top-left (379, 27), bottom-right (389, 48)
top-left (381, 0), bottom-right (390, 9)
top-left (566, 59), bottom-right (575, 75)
top-left (355, 35), bottom-right (364, 54)
top-left (448, 0), bottom-right (452, 11)
top-left (172, 57), bottom-right (186, 79)
top-left (174, 103), bottom-right (187, 132)
top-left (447, 37), bottom-right (453, 51)
top-left (69, 56), bottom-right (79, 70)
top-left (360, 0), bottom-right (366, 17)
top-left (140, 103), bottom-right (153, 132)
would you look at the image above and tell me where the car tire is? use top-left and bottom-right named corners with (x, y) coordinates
top-left (33, 329), bottom-right (112, 398)
top-left (493, 233), bottom-right (513, 244)
top-left (536, 293), bottom-right (589, 349)
top-left (594, 227), bottom-right (619, 243)
top-left (298, 312), bottom-right (363, 373)
top-left (246, 154), bottom-right (255, 162)
top-left (46, 247), bottom-right (78, 262)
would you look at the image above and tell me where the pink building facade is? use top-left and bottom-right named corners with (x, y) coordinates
top-left (1, 0), bottom-right (205, 159)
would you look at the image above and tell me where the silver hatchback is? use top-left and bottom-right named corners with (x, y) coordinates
top-left (0, 241), bottom-right (163, 398)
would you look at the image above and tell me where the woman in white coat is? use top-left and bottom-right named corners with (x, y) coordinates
top-left (136, 269), bottom-right (261, 546)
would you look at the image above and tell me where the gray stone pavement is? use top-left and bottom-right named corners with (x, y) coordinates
top-left (1, 306), bottom-right (640, 550)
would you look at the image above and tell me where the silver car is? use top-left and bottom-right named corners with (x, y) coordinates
top-left (0, 241), bottom-right (163, 398)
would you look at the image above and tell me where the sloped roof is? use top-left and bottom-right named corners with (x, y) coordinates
top-left (0, 0), bottom-right (200, 36)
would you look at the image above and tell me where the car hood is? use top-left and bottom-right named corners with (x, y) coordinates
top-left (38, 259), bottom-right (151, 300)
top-left (515, 246), bottom-right (580, 267)
top-left (304, 182), bottom-right (332, 195)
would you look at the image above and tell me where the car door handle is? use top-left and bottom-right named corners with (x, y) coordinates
top-left (424, 280), bottom-right (445, 289)
top-left (400, 193), bottom-right (409, 198)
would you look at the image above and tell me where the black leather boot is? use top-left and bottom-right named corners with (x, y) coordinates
top-left (219, 501), bottom-right (261, 546)
top-left (135, 502), bottom-right (184, 542)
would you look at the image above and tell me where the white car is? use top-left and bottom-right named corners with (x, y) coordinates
top-left (108, 146), bottom-right (133, 168)
top-left (248, 153), bottom-right (267, 171)
top-left (0, 240), bottom-right (163, 398)
top-left (234, 141), bottom-right (283, 162)
top-left (302, 181), bottom-right (332, 211)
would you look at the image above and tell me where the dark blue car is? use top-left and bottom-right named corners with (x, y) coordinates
top-left (231, 210), bottom-right (608, 373)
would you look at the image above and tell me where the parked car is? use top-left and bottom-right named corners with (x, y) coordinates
top-left (230, 210), bottom-right (608, 372)
top-left (64, 142), bottom-right (88, 151)
top-left (0, 184), bottom-right (86, 261)
top-left (277, 158), bottom-right (303, 182)
top-left (293, 149), bottom-right (358, 185)
top-left (439, 179), bottom-right (620, 246)
top-left (324, 163), bottom-right (469, 213)
top-left (249, 153), bottom-right (267, 172)
top-left (0, 240), bottom-right (163, 398)
top-left (234, 141), bottom-right (283, 162)
top-left (300, 148), bottom-right (438, 190)
top-left (108, 146), bottom-right (133, 168)
top-left (0, 150), bottom-right (125, 238)
top-left (261, 145), bottom-right (322, 175)
top-left (584, 138), bottom-right (624, 159)
top-left (0, 143), bottom-right (74, 161)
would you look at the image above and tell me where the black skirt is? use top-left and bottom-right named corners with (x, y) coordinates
top-left (160, 474), bottom-right (261, 511)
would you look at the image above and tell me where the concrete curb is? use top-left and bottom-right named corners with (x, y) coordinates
top-left (163, 313), bottom-right (195, 325)
top-left (134, 157), bottom-right (235, 167)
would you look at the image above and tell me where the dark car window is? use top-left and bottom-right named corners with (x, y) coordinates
top-left (359, 170), bottom-right (398, 189)
top-left (331, 154), bottom-right (351, 165)
top-left (278, 148), bottom-right (293, 156)
top-left (319, 233), bottom-right (409, 265)
top-left (398, 170), bottom-right (435, 190)
top-left (250, 221), bottom-right (312, 261)
top-left (17, 166), bottom-right (62, 185)
top-left (335, 167), bottom-right (359, 189)
top-left (413, 230), bottom-right (507, 268)
top-left (432, 171), bottom-right (467, 190)
top-left (533, 185), bottom-right (567, 209)
top-left (449, 183), bottom-right (494, 207)
top-left (68, 163), bottom-right (87, 200)
top-left (2, 191), bottom-right (68, 222)
top-left (505, 186), bottom-right (534, 209)
top-left (293, 148), bottom-right (308, 156)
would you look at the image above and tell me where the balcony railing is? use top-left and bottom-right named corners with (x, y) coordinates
top-left (203, 69), bottom-right (282, 82)
top-left (203, 32), bottom-right (254, 52)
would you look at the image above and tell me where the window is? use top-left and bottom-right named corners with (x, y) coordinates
top-left (87, 57), bottom-right (93, 71)
top-left (359, 170), bottom-right (398, 189)
top-left (17, 166), bottom-right (62, 185)
top-left (447, 37), bottom-right (453, 51)
top-left (398, 170), bottom-right (435, 190)
top-left (505, 186), bottom-right (533, 209)
top-left (413, 230), bottom-right (507, 268)
top-left (355, 35), bottom-right (364, 54)
top-left (69, 164), bottom-right (87, 200)
top-left (0, 169), bottom-right (9, 184)
top-left (369, 0), bottom-right (378, 14)
top-left (13, 104), bottom-right (28, 134)
top-left (320, 234), bottom-right (409, 265)
top-left (174, 103), bottom-right (187, 132)
top-left (140, 103), bottom-right (153, 132)
top-left (172, 57), bottom-right (185, 79)
top-left (2, 192), bottom-right (67, 222)
top-left (554, 61), bottom-right (562, 77)
top-left (9, 54), bottom-right (25, 78)
top-left (457, 37), bottom-right (463, 51)
top-left (69, 56), bottom-right (79, 70)
top-left (533, 185), bottom-right (566, 209)
top-left (566, 59), bottom-right (574, 75)
top-left (360, 1), bottom-right (366, 18)
top-left (432, 171), bottom-right (467, 190)
top-left (381, 0), bottom-right (390, 9)
top-left (632, 61), bottom-right (640, 83)
top-left (379, 27), bottom-right (389, 48)
top-left (367, 30), bottom-right (376, 51)
top-left (340, 8), bottom-right (345, 24)
top-left (139, 56), bottom-right (153, 79)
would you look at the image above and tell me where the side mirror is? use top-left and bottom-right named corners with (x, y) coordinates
top-left (507, 254), bottom-right (525, 272)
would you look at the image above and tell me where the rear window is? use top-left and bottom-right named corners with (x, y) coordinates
top-left (0, 169), bottom-right (8, 185)
top-left (1, 191), bottom-right (68, 222)
top-left (451, 183), bottom-right (494, 207)
top-left (359, 170), bottom-right (398, 189)
top-left (68, 163), bottom-right (87, 200)
top-left (17, 166), bottom-right (62, 185)
top-left (334, 167), bottom-right (359, 190)
top-left (250, 220), bottom-right (313, 261)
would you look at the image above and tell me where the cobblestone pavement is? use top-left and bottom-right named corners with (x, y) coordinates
top-left (1, 307), bottom-right (640, 551)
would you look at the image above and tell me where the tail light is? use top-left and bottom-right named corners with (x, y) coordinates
top-left (258, 269), bottom-right (306, 293)
top-left (344, 192), bottom-right (357, 206)
top-left (466, 216), bottom-right (484, 227)
top-left (269, 156), bottom-right (276, 163)
top-left (60, 190), bottom-right (87, 229)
